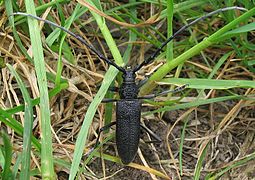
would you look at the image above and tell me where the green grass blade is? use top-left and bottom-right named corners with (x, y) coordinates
top-left (217, 22), bottom-right (255, 40)
top-left (166, 0), bottom-right (174, 61)
top-left (69, 1), bottom-right (124, 179)
top-left (179, 116), bottom-right (189, 176)
top-left (5, 0), bottom-right (33, 62)
top-left (144, 95), bottom-right (246, 115)
top-left (24, 0), bottom-right (55, 178)
top-left (194, 143), bottom-right (209, 180)
top-left (0, 110), bottom-right (41, 151)
top-left (6, 64), bottom-right (33, 180)
top-left (207, 52), bottom-right (232, 79)
top-left (160, 78), bottom-right (255, 89)
top-left (159, 0), bottom-right (210, 19)
top-left (1, 131), bottom-right (13, 179)
top-left (0, 57), bottom-right (5, 68)
top-left (69, 67), bottom-right (118, 180)
top-left (12, 153), bottom-right (22, 179)
top-left (55, 4), bottom-right (82, 85)
top-left (123, 0), bottom-right (137, 63)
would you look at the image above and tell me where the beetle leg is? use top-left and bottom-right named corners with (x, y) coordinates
top-left (102, 98), bottom-right (118, 103)
top-left (94, 121), bottom-right (116, 147)
top-left (96, 84), bottom-right (119, 92)
top-left (137, 76), bottom-right (149, 89)
top-left (108, 86), bottom-right (119, 92)
top-left (86, 121), bottom-right (116, 156)
top-left (138, 84), bottom-right (188, 99)
top-left (140, 124), bottom-right (162, 143)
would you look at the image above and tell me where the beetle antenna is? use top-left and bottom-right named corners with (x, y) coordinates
top-left (10, 12), bottom-right (126, 73)
top-left (133, 6), bottom-right (247, 72)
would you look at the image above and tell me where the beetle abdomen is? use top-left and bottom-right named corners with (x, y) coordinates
top-left (116, 99), bottom-right (141, 164)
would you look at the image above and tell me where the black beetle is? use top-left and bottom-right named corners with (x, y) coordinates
top-left (12, 6), bottom-right (246, 164)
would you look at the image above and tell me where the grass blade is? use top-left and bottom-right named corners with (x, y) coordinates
top-left (179, 116), bottom-right (189, 176)
top-left (69, 1), bottom-right (124, 179)
top-left (5, 0), bottom-right (33, 62)
top-left (7, 64), bottom-right (34, 179)
top-left (1, 131), bottom-right (13, 180)
top-left (145, 95), bottom-right (245, 115)
top-left (0, 110), bottom-right (41, 151)
top-left (194, 142), bottom-right (209, 180)
top-left (166, 0), bottom-right (174, 61)
top-left (24, 0), bottom-right (55, 178)
top-left (55, 4), bottom-right (82, 85)
top-left (159, 78), bottom-right (255, 89)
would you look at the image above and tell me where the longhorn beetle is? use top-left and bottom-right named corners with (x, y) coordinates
top-left (12, 6), bottom-right (246, 164)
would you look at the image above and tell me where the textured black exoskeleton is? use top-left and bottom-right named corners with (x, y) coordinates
top-left (12, 6), bottom-right (246, 164)
top-left (116, 100), bottom-right (141, 164)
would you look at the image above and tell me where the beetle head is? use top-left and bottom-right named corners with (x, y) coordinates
top-left (122, 67), bottom-right (136, 83)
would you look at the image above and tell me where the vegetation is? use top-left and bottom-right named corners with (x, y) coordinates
top-left (0, 0), bottom-right (255, 179)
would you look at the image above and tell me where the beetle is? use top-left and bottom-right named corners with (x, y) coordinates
top-left (12, 6), bottom-right (246, 164)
